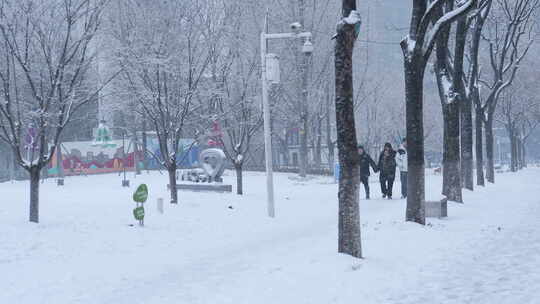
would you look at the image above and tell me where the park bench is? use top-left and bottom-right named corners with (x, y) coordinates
top-left (425, 197), bottom-right (448, 218)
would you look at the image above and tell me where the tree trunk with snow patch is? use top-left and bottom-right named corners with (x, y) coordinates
top-left (335, 0), bottom-right (362, 259)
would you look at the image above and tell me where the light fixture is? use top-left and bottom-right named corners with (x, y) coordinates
top-left (302, 38), bottom-right (314, 54)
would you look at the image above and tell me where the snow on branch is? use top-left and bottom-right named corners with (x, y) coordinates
top-left (335, 9), bottom-right (361, 37)
top-left (422, 0), bottom-right (477, 58)
top-left (343, 10), bottom-right (361, 25)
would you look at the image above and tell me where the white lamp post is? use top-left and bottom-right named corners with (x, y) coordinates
top-left (261, 21), bottom-right (313, 218)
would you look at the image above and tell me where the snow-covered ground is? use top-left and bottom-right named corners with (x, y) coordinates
top-left (2, 169), bottom-right (539, 304)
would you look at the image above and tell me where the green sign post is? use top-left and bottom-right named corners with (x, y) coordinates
top-left (133, 207), bottom-right (145, 221)
top-left (132, 184), bottom-right (148, 226)
top-left (133, 184), bottom-right (148, 203)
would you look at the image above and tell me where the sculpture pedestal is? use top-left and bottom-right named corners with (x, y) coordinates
top-left (175, 183), bottom-right (232, 193)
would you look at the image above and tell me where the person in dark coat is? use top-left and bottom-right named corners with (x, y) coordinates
top-left (357, 145), bottom-right (378, 199)
top-left (378, 142), bottom-right (397, 199)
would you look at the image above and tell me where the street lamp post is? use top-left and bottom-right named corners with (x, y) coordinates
top-left (121, 131), bottom-right (129, 187)
top-left (260, 21), bottom-right (313, 218)
top-left (110, 126), bottom-right (130, 187)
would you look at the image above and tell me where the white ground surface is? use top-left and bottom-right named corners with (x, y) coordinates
top-left (1, 168), bottom-right (539, 304)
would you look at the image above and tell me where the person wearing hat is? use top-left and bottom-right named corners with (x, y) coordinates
top-left (378, 142), bottom-right (397, 199)
top-left (397, 138), bottom-right (408, 199)
top-left (357, 145), bottom-right (378, 199)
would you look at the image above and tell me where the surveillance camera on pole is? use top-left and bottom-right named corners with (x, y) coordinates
top-left (302, 38), bottom-right (314, 54)
top-left (290, 22), bottom-right (302, 32)
top-left (260, 17), bottom-right (314, 218)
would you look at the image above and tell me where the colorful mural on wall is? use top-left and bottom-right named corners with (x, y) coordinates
top-left (48, 140), bottom-right (137, 176)
top-left (145, 136), bottom-right (200, 170)
top-left (48, 136), bottom-right (199, 176)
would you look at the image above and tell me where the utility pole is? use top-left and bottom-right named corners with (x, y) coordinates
top-left (298, 0), bottom-right (311, 178)
top-left (261, 12), bottom-right (313, 218)
top-left (261, 12), bottom-right (275, 218)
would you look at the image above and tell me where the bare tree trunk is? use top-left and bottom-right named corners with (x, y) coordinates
top-left (326, 86), bottom-right (335, 174)
top-left (299, 122), bottom-right (308, 177)
top-left (514, 135), bottom-right (519, 170)
top-left (4, 148), bottom-right (11, 181)
top-left (298, 0), bottom-right (309, 178)
top-left (442, 105), bottom-right (463, 202)
top-left (468, 1), bottom-right (490, 187)
top-left (404, 60), bottom-right (426, 225)
top-left (460, 98), bottom-right (474, 191)
top-left (168, 167), bottom-right (178, 204)
top-left (328, 141), bottom-right (335, 174)
top-left (280, 137), bottom-right (290, 167)
top-left (133, 130), bottom-right (141, 175)
top-left (461, 108), bottom-right (474, 190)
top-left (29, 166), bottom-right (41, 223)
top-left (56, 142), bottom-right (64, 179)
top-left (517, 135), bottom-right (523, 170)
top-left (485, 118), bottom-right (495, 183)
top-left (513, 133), bottom-right (519, 172)
top-left (450, 17), bottom-right (473, 191)
top-left (475, 104), bottom-right (485, 186)
top-left (7, 148), bottom-right (13, 181)
top-left (521, 139), bottom-right (527, 168)
top-left (11, 149), bottom-right (17, 180)
top-left (142, 117), bottom-right (148, 171)
top-left (314, 120), bottom-right (322, 168)
top-left (235, 163), bottom-right (243, 195)
top-left (435, 8), bottom-right (463, 202)
top-left (41, 143), bottom-right (50, 180)
top-left (335, 0), bottom-right (362, 258)
top-left (508, 128), bottom-right (517, 172)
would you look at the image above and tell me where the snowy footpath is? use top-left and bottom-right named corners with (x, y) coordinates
top-left (1, 168), bottom-right (539, 304)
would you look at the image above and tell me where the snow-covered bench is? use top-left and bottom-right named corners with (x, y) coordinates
top-left (425, 198), bottom-right (448, 218)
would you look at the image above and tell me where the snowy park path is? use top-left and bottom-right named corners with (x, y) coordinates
top-left (1, 169), bottom-right (540, 304)
top-left (412, 204), bottom-right (540, 304)
top-left (381, 170), bottom-right (540, 304)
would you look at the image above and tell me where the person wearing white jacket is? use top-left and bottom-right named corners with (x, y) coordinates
top-left (397, 138), bottom-right (408, 199)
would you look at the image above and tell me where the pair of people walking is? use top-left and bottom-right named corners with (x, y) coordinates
top-left (357, 138), bottom-right (408, 200)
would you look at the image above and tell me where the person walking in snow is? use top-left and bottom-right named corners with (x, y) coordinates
top-left (357, 145), bottom-right (378, 199)
top-left (378, 142), bottom-right (397, 199)
top-left (397, 138), bottom-right (408, 199)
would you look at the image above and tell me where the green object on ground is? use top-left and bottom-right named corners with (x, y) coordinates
top-left (133, 207), bottom-right (145, 221)
top-left (133, 184), bottom-right (148, 203)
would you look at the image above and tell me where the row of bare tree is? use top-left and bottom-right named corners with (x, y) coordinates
top-left (337, 0), bottom-right (540, 258)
